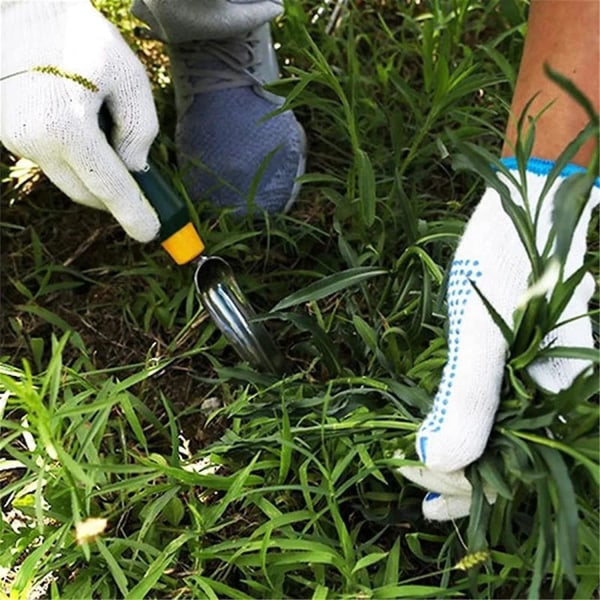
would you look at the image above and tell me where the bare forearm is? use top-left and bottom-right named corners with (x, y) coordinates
top-left (501, 0), bottom-right (599, 167)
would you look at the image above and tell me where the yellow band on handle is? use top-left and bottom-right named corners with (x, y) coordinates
top-left (161, 222), bottom-right (205, 265)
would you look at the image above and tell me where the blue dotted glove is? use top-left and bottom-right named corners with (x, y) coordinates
top-left (400, 158), bottom-right (598, 520)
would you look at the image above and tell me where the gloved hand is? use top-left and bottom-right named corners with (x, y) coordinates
top-left (400, 157), bottom-right (598, 521)
top-left (0, 0), bottom-right (160, 242)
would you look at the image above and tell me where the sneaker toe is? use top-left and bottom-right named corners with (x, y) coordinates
top-left (176, 87), bottom-right (306, 215)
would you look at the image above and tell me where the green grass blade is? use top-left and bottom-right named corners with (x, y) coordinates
top-left (125, 533), bottom-right (191, 600)
top-left (537, 446), bottom-right (579, 586)
top-left (271, 267), bottom-right (387, 312)
top-left (97, 538), bottom-right (130, 597)
top-left (356, 149), bottom-right (377, 227)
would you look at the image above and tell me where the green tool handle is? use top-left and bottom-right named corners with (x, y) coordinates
top-left (129, 167), bottom-right (189, 242)
top-left (98, 105), bottom-right (204, 264)
top-left (98, 105), bottom-right (187, 241)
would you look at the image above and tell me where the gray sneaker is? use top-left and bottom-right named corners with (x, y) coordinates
top-left (167, 23), bottom-right (307, 215)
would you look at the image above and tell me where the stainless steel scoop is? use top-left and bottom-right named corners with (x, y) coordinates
top-left (193, 255), bottom-right (285, 374)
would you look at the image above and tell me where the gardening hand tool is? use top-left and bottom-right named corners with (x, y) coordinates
top-left (99, 107), bottom-right (285, 374)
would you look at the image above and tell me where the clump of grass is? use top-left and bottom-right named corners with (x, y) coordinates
top-left (1, 1), bottom-right (597, 599)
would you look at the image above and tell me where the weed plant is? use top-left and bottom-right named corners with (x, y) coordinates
top-left (1, 1), bottom-right (598, 599)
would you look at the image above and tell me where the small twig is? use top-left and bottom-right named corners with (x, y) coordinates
top-left (62, 228), bottom-right (104, 267)
top-left (326, 0), bottom-right (349, 35)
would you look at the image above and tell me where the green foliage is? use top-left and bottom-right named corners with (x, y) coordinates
top-left (1, 1), bottom-right (597, 599)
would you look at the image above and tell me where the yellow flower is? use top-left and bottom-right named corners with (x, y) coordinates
top-left (454, 550), bottom-right (490, 571)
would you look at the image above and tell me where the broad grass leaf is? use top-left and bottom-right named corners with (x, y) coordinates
top-left (383, 538), bottom-right (401, 585)
top-left (479, 45), bottom-right (517, 87)
top-left (336, 226), bottom-right (359, 268)
top-left (510, 327), bottom-right (544, 370)
top-left (356, 149), bottom-right (376, 227)
top-left (421, 20), bottom-right (434, 93)
top-left (299, 459), bottom-right (315, 512)
top-left (507, 430), bottom-right (599, 485)
top-left (327, 496), bottom-right (355, 568)
top-left (188, 577), bottom-right (220, 600)
top-left (539, 123), bottom-right (598, 205)
top-left (490, 549), bottom-right (524, 570)
top-left (137, 461), bottom-right (263, 490)
top-left (54, 443), bottom-right (94, 487)
top-left (517, 117), bottom-right (536, 173)
top-left (395, 246), bottom-right (444, 284)
top-left (312, 584), bottom-right (329, 600)
top-left (271, 267), bottom-right (387, 311)
top-left (476, 455), bottom-right (513, 500)
top-left (529, 458), bottom-right (552, 599)
top-left (470, 281), bottom-right (513, 344)
top-left (450, 140), bottom-right (515, 196)
top-left (544, 64), bottom-right (599, 125)
top-left (451, 139), bottom-right (542, 275)
top-left (382, 378), bottom-right (432, 414)
top-left (60, 571), bottom-right (93, 599)
top-left (506, 364), bottom-right (531, 400)
top-left (97, 538), bottom-right (130, 598)
top-left (553, 370), bottom-right (599, 416)
top-left (405, 533), bottom-right (445, 564)
top-left (352, 314), bottom-right (378, 353)
top-left (356, 443), bottom-right (387, 483)
top-left (575, 575), bottom-right (600, 600)
top-left (204, 454), bottom-right (261, 529)
top-left (278, 408), bottom-right (292, 484)
top-left (138, 487), bottom-right (181, 541)
top-left (198, 538), bottom-right (347, 571)
top-left (330, 445), bottom-right (359, 487)
top-left (536, 346), bottom-right (599, 363)
top-left (113, 364), bottom-right (170, 394)
top-left (391, 173), bottom-right (418, 243)
top-left (207, 230), bottom-right (263, 255)
top-left (118, 392), bottom-right (148, 450)
top-left (432, 56), bottom-right (450, 107)
top-left (506, 412), bottom-right (556, 431)
top-left (41, 334), bottom-right (69, 408)
top-left (351, 551), bottom-right (388, 574)
top-left (11, 524), bottom-right (69, 595)
top-left (373, 584), bottom-right (449, 598)
top-left (538, 446), bottom-right (579, 586)
top-left (467, 468), bottom-right (491, 554)
top-left (552, 172), bottom-right (595, 266)
top-left (29, 337), bottom-right (45, 371)
top-left (259, 524), bottom-right (274, 590)
top-left (250, 509), bottom-right (317, 534)
top-left (125, 533), bottom-right (191, 600)
top-left (16, 304), bottom-right (71, 333)
top-left (547, 264), bottom-right (588, 324)
top-left (189, 577), bottom-right (253, 599)
top-left (164, 495), bottom-right (185, 527)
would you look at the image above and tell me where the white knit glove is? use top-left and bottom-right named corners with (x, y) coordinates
top-left (0, 0), bottom-right (160, 242)
top-left (400, 158), bottom-right (598, 521)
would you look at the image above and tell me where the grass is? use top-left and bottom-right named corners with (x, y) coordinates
top-left (0, 0), bottom-right (598, 598)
